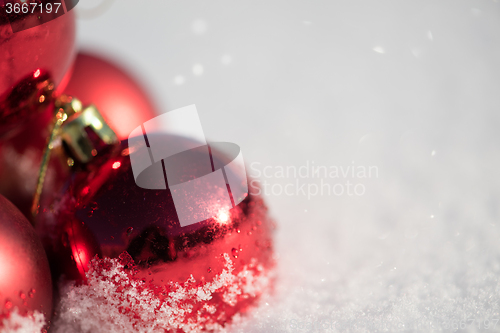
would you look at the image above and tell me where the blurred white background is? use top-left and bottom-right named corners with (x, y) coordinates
top-left (76, 1), bottom-right (500, 331)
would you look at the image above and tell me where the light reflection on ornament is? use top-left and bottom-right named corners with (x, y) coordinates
top-left (112, 161), bottom-right (121, 169)
top-left (71, 243), bottom-right (90, 279)
top-left (89, 117), bottom-right (103, 130)
top-left (81, 186), bottom-right (90, 197)
top-left (217, 210), bottom-right (230, 223)
top-left (0, 250), bottom-right (12, 285)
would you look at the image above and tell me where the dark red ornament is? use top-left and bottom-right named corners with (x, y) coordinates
top-left (63, 52), bottom-right (158, 140)
top-left (37, 134), bottom-right (275, 332)
top-left (0, 194), bottom-right (52, 330)
top-left (0, 1), bottom-right (76, 138)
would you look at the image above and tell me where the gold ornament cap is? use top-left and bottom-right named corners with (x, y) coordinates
top-left (57, 96), bottom-right (119, 163)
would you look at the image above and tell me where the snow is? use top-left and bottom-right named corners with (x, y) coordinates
top-left (53, 254), bottom-right (273, 333)
top-left (0, 308), bottom-right (45, 333)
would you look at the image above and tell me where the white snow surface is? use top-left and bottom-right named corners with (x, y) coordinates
top-left (73, 1), bottom-right (500, 332)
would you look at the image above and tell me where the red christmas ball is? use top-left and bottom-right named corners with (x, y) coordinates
top-left (0, 1), bottom-right (76, 138)
top-left (37, 134), bottom-right (275, 332)
top-left (0, 194), bottom-right (52, 331)
top-left (63, 52), bottom-right (158, 140)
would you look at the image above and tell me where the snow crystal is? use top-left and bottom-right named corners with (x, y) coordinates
top-left (0, 308), bottom-right (45, 333)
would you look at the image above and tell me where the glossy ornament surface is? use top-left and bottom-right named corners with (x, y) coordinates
top-left (0, 194), bottom-right (52, 330)
top-left (0, 1), bottom-right (76, 138)
top-left (38, 135), bottom-right (275, 332)
top-left (63, 52), bottom-right (158, 140)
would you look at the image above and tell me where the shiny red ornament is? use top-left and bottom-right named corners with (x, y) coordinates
top-left (0, 1), bottom-right (76, 138)
top-left (63, 52), bottom-right (158, 140)
top-left (37, 135), bottom-right (275, 332)
top-left (0, 194), bottom-right (52, 330)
